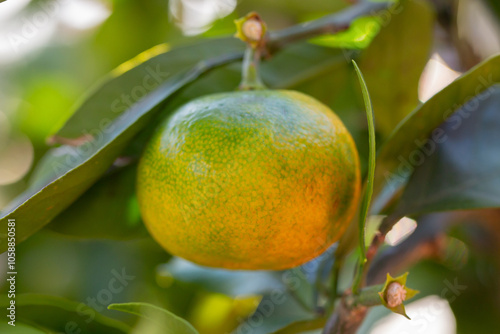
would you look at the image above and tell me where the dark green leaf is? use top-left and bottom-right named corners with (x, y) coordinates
top-left (0, 39), bottom-right (244, 252)
top-left (108, 302), bottom-right (198, 334)
top-left (261, 42), bottom-right (346, 88)
top-left (53, 38), bottom-right (243, 140)
top-left (0, 294), bottom-right (130, 334)
top-left (393, 85), bottom-right (500, 215)
top-left (373, 55), bottom-right (500, 213)
top-left (47, 165), bottom-right (148, 239)
top-left (360, 0), bottom-right (434, 136)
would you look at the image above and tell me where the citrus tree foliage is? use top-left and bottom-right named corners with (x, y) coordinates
top-left (1, 0), bottom-right (500, 333)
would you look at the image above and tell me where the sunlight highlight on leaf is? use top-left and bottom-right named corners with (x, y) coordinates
top-left (310, 16), bottom-right (382, 49)
top-left (112, 44), bottom-right (171, 76)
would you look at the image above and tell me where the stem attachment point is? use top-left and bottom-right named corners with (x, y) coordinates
top-left (235, 12), bottom-right (267, 48)
top-left (235, 12), bottom-right (267, 90)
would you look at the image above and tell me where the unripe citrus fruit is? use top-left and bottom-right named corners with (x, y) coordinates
top-left (137, 90), bottom-right (360, 270)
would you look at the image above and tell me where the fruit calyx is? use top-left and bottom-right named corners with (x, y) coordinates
top-left (234, 12), bottom-right (267, 49)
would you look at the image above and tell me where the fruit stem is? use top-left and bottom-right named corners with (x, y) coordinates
top-left (239, 47), bottom-right (266, 90)
top-left (235, 12), bottom-right (267, 90)
top-left (345, 284), bottom-right (384, 308)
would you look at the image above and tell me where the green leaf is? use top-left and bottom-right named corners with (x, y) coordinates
top-left (393, 85), bottom-right (500, 215)
top-left (0, 294), bottom-right (130, 334)
top-left (272, 317), bottom-right (326, 333)
top-left (373, 55), bottom-right (500, 213)
top-left (52, 38), bottom-right (242, 140)
top-left (330, 56), bottom-right (379, 294)
top-left (108, 302), bottom-right (198, 334)
top-left (0, 322), bottom-right (47, 334)
top-left (310, 16), bottom-right (382, 50)
top-left (352, 60), bottom-right (376, 264)
top-left (0, 39), bottom-right (244, 252)
top-left (359, 0), bottom-right (434, 136)
top-left (47, 165), bottom-right (148, 239)
top-left (261, 42), bottom-right (346, 88)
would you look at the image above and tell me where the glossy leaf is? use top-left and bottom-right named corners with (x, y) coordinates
top-left (108, 302), bottom-right (198, 334)
top-left (0, 294), bottom-right (130, 334)
top-left (52, 38), bottom-right (243, 140)
top-left (373, 55), bottom-right (500, 213)
top-left (394, 85), bottom-right (500, 215)
top-left (0, 40), bottom-right (244, 252)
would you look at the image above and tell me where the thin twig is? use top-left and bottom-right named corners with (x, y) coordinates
top-left (267, 1), bottom-right (391, 52)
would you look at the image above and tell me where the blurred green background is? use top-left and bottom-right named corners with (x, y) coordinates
top-left (1, 0), bottom-right (500, 333)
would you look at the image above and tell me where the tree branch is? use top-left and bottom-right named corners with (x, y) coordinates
top-left (266, 1), bottom-right (392, 52)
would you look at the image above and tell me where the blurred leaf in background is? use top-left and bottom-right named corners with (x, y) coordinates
top-left (360, 0), bottom-right (434, 136)
top-left (1, 0), bottom-right (500, 333)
